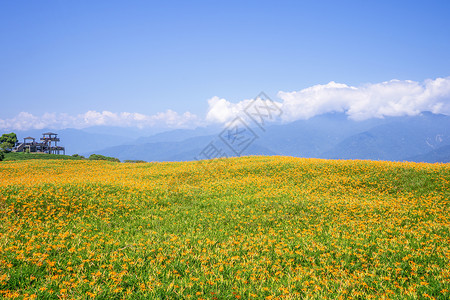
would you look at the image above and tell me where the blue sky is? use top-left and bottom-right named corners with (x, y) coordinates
top-left (1, 0), bottom-right (450, 130)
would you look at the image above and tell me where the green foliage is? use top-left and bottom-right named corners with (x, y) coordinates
top-left (0, 151), bottom-right (4, 161)
top-left (0, 132), bottom-right (18, 152)
top-left (72, 154), bottom-right (85, 159)
top-left (88, 154), bottom-right (120, 162)
top-left (2, 152), bottom-right (82, 161)
top-left (124, 160), bottom-right (147, 163)
top-left (0, 157), bottom-right (449, 298)
top-left (0, 142), bottom-right (13, 152)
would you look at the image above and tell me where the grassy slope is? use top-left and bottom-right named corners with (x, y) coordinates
top-left (3, 152), bottom-right (82, 161)
top-left (0, 156), bottom-right (449, 299)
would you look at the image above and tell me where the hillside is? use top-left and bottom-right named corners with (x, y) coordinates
top-left (2, 152), bottom-right (83, 161)
top-left (0, 157), bottom-right (449, 299)
top-left (79, 112), bottom-right (450, 163)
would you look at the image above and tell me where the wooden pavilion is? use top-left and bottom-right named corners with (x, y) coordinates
top-left (13, 132), bottom-right (65, 155)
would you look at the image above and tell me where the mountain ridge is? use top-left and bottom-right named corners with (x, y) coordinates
top-left (5, 112), bottom-right (450, 163)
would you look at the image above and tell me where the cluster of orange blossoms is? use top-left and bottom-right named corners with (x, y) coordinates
top-left (0, 157), bottom-right (449, 299)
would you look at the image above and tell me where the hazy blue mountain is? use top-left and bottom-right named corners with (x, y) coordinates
top-left (83, 134), bottom-right (276, 162)
top-left (7, 112), bottom-right (450, 162)
top-left (81, 112), bottom-right (450, 162)
top-left (321, 112), bottom-right (450, 161)
top-left (84, 135), bottom-right (214, 162)
top-left (135, 126), bottom-right (222, 144)
top-left (165, 144), bottom-right (277, 162)
top-left (79, 112), bottom-right (368, 161)
top-left (58, 129), bottom-right (135, 155)
top-left (81, 125), bottom-right (224, 141)
top-left (407, 145), bottom-right (450, 163)
top-left (256, 112), bottom-right (389, 157)
top-left (81, 126), bottom-right (159, 139)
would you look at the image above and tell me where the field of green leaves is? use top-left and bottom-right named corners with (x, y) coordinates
top-left (0, 156), bottom-right (449, 299)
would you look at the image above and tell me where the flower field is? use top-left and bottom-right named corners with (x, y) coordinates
top-left (0, 156), bottom-right (449, 299)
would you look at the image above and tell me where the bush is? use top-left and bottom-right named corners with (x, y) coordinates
top-left (0, 151), bottom-right (4, 161)
top-left (72, 154), bottom-right (85, 159)
top-left (88, 154), bottom-right (120, 162)
top-left (0, 133), bottom-right (18, 152)
top-left (124, 160), bottom-right (147, 163)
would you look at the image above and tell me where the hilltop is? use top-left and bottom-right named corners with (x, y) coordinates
top-left (2, 152), bottom-right (121, 162)
top-left (2, 152), bottom-right (83, 161)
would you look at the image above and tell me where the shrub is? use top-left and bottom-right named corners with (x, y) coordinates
top-left (0, 133), bottom-right (18, 152)
top-left (88, 154), bottom-right (120, 162)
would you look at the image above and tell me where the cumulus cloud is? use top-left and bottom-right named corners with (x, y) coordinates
top-left (277, 77), bottom-right (450, 121)
top-left (205, 96), bottom-right (283, 124)
top-left (204, 77), bottom-right (450, 124)
top-left (2, 77), bottom-right (450, 131)
top-left (0, 110), bottom-right (201, 131)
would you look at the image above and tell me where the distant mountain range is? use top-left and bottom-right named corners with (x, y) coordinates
top-left (407, 145), bottom-right (450, 163)
top-left (321, 112), bottom-right (450, 161)
top-left (7, 112), bottom-right (450, 163)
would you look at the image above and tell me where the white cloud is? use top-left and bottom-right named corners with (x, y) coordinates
top-left (0, 110), bottom-right (201, 131)
top-left (205, 77), bottom-right (450, 124)
top-left (277, 77), bottom-right (450, 121)
top-left (205, 96), bottom-right (283, 124)
top-left (206, 96), bottom-right (250, 123)
top-left (1, 77), bottom-right (450, 131)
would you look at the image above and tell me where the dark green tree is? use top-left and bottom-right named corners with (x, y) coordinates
top-left (0, 151), bottom-right (4, 161)
top-left (0, 133), bottom-right (18, 152)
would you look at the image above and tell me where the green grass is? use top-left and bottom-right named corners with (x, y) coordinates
top-left (2, 152), bottom-right (83, 161)
top-left (0, 156), bottom-right (449, 299)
